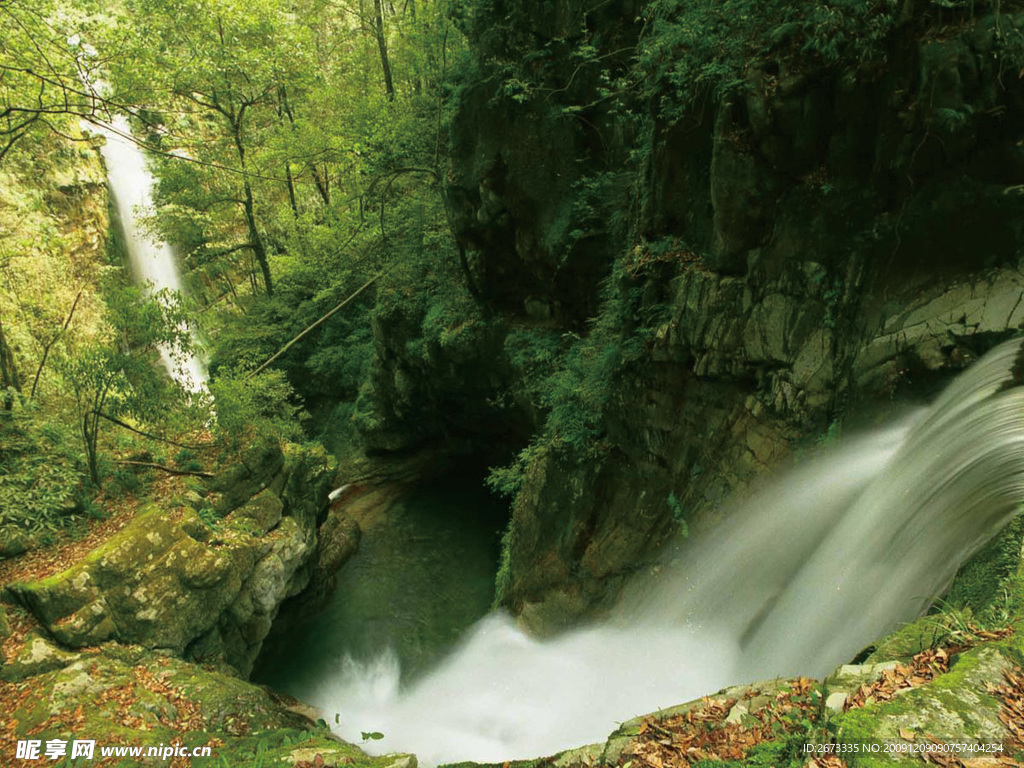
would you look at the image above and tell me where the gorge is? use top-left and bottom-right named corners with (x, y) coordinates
top-left (2, 0), bottom-right (1024, 766)
top-left (259, 340), bottom-right (1024, 766)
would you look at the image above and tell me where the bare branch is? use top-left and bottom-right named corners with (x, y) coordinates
top-left (115, 460), bottom-right (213, 478)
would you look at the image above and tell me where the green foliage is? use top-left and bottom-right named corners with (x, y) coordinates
top-left (504, 328), bottom-right (562, 371)
top-left (566, 171), bottom-right (632, 262)
top-left (818, 419), bottom-right (842, 445)
top-left (57, 281), bottom-right (201, 485)
top-left (197, 505), bottom-right (223, 530)
top-left (486, 442), bottom-right (544, 500)
top-left (492, 519), bottom-right (515, 608)
top-left (944, 511), bottom-right (1024, 617)
top-left (106, 464), bottom-right (143, 496)
top-left (0, 405), bottom-right (85, 534)
top-left (207, 368), bottom-right (307, 446)
top-left (487, 258), bottom-right (672, 499)
top-left (637, 0), bottom-right (899, 122)
top-left (0, 0), bottom-right (114, 162)
top-left (823, 279), bottom-right (844, 329)
top-left (107, 0), bottom-right (474, 457)
top-left (744, 734), bottom-right (811, 767)
top-left (667, 492), bottom-right (689, 537)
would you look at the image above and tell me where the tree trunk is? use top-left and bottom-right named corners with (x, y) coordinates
top-left (232, 118), bottom-right (273, 295)
top-left (373, 0), bottom-right (396, 101)
top-left (277, 88), bottom-right (300, 218)
top-left (312, 165), bottom-right (331, 206)
top-left (242, 181), bottom-right (273, 296)
top-left (285, 161), bottom-right (299, 218)
top-left (0, 311), bottom-right (21, 410)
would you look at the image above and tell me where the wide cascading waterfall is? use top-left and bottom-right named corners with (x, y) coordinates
top-left (300, 338), bottom-right (1024, 766)
top-left (92, 116), bottom-right (207, 392)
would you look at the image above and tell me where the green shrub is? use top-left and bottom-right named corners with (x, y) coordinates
top-left (492, 520), bottom-right (515, 608)
top-left (944, 511), bottom-right (1024, 617)
top-left (208, 367), bottom-right (307, 446)
top-left (0, 405), bottom-right (86, 534)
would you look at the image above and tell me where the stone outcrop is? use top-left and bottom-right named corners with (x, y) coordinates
top-left (833, 644), bottom-right (1018, 759)
top-left (0, 642), bottom-right (416, 768)
top-left (529, 638), bottom-right (1024, 768)
top-left (6, 442), bottom-right (338, 676)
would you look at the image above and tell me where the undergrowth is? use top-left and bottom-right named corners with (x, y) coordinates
top-left (487, 257), bottom-right (671, 500)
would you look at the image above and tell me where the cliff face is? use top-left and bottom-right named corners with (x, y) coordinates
top-left (371, 1), bottom-right (1024, 629)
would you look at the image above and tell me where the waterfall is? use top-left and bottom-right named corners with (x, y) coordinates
top-left (302, 338), bottom-right (1024, 766)
top-left (91, 116), bottom-right (207, 392)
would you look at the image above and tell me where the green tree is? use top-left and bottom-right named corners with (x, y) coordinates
top-left (113, 0), bottom-right (317, 296)
top-left (58, 285), bottom-right (198, 486)
top-left (0, 0), bottom-right (117, 162)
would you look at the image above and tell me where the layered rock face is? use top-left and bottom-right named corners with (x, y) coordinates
top-left (400, 1), bottom-right (1024, 628)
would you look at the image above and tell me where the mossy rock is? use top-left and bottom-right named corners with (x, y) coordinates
top-left (833, 643), bottom-right (1018, 765)
top-left (2, 443), bottom-right (329, 673)
top-left (6, 504), bottom-right (311, 673)
top-left (229, 489), bottom-right (284, 534)
top-left (1, 645), bottom-right (414, 768)
top-left (0, 631), bottom-right (80, 682)
top-left (7, 504), bottom-right (254, 651)
top-left (865, 617), bottom-right (951, 664)
top-left (0, 528), bottom-right (34, 559)
top-left (210, 441), bottom-right (287, 516)
top-left (944, 512), bottom-right (1024, 616)
top-left (0, 603), bottom-right (9, 646)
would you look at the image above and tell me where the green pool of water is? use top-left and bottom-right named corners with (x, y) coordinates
top-left (253, 479), bottom-right (506, 693)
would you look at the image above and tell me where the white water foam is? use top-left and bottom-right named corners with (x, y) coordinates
top-left (306, 339), bottom-right (1024, 766)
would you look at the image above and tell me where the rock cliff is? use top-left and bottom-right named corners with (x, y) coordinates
top-left (363, 0), bottom-right (1024, 629)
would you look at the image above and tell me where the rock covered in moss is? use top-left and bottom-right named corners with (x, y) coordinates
top-left (0, 531), bottom-right (33, 560)
top-left (0, 644), bottom-right (415, 768)
top-left (209, 441), bottom-right (287, 516)
top-left (6, 443), bottom-right (332, 675)
top-left (832, 643), bottom-right (1019, 764)
top-left (0, 631), bottom-right (80, 682)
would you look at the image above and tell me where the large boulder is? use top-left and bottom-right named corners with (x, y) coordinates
top-left (6, 443), bottom-right (333, 675)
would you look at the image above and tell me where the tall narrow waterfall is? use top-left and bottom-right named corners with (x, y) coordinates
top-left (302, 338), bottom-right (1024, 766)
top-left (92, 117), bottom-right (207, 392)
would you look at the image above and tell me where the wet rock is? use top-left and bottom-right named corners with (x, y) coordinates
top-left (853, 268), bottom-right (1024, 390)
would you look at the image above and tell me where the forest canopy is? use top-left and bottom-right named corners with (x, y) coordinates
top-left (0, 0), bottom-right (473, 540)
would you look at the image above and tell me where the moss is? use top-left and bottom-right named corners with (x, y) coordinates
top-left (689, 737), bottom-right (806, 768)
top-left (944, 512), bottom-right (1024, 616)
top-left (4, 647), bottom-right (408, 768)
top-left (198, 730), bottom-right (406, 768)
top-left (866, 616), bottom-right (951, 663)
top-left (491, 520), bottom-right (515, 608)
top-left (834, 643), bottom-right (1013, 765)
top-left (439, 759), bottom-right (553, 768)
